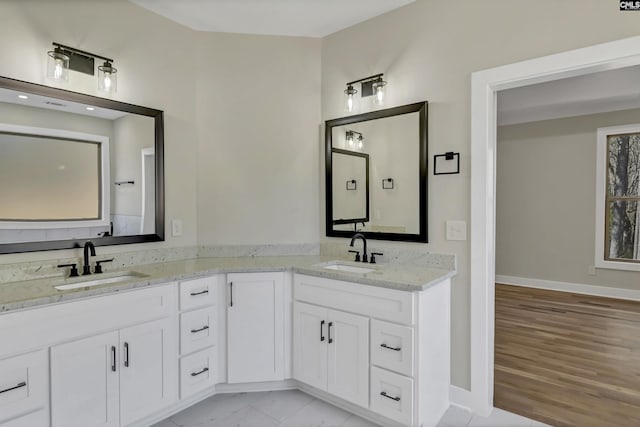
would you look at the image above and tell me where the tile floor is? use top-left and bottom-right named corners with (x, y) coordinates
top-left (152, 389), bottom-right (552, 427)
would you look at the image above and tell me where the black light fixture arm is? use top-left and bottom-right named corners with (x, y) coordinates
top-left (52, 42), bottom-right (113, 63)
top-left (346, 73), bottom-right (383, 86)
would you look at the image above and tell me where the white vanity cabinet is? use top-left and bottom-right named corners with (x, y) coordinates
top-left (293, 274), bottom-right (450, 427)
top-left (0, 350), bottom-right (48, 426)
top-left (293, 302), bottom-right (369, 408)
top-left (178, 276), bottom-right (219, 400)
top-left (226, 272), bottom-right (285, 383)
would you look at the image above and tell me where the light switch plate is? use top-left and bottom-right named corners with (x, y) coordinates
top-left (172, 219), bottom-right (183, 237)
top-left (446, 220), bottom-right (467, 241)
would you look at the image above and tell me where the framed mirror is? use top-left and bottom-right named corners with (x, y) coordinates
top-left (0, 76), bottom-right (164, 254)
top-left (325, 101), bottom-right (427, 242)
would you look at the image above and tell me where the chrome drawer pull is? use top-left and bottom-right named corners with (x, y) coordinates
top-left (190, 325), bottom-right (210, 333)
top-left (190, 289), bottom-right (209, 296)
top-left (191, 367), bottom-right (209, 377)
top-left (0, 381), bottom-right (26, 394)
top-left (380, 391), bottom-right (401, 402)
top-left (380, 343), bottom-right (401, 352)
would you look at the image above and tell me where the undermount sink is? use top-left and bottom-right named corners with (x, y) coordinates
top-left (318, 261), bottom-right (376, 274)
top-left (54, 271), bottom-right (148, 291)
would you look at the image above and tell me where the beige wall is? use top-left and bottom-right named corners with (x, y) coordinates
top-left (194, 33), bottom-right (321, 245)
top-left (321, 0), bottom-right (640, 389)
top-left (497, 110), bottom-right (640, 290)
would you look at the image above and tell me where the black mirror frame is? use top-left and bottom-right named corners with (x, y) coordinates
top-left (0, 76), bottom-right (165, 254)
top-left (325, 101), bottom-right (428, 243)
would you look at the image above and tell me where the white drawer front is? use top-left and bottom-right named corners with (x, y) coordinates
top-left (370, 366), bottom-right (414, 426)
top-left (371, 319), bottom-right (414, 377)
top-left (180, 306), bottom-right (216, 355)
top-left (0, 350), bottom-right (47, 424)
top-left (294, 274), bottom-right (415, 325)
top-left (0, 409), bottom-right (47, 427)
top-left (180, 347), bottom-right (217, 400)
top-left (179, 276), bottom-right (217, 311)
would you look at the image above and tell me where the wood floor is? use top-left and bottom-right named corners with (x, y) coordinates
top-left (494, 284), bottom-right (640, 427)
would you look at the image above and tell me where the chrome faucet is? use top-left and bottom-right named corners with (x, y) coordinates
top-left (349, 233), bottom-right (368, 263)
top-left (82, 240), bottom-right (96, 275)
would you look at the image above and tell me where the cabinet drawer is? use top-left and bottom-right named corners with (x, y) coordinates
top-left (180, 347), bottom-right (217, 400)
top-left (0, 410), bottom-right (47, 427)
top-left (179, 276), bottom-right (217, 311)
top-left (180, 306), bottom-right (216, 355)
top-left (294, 274), bottom-right (415, 325)
top-left (370, 366), bottom-right (414, 426)
top-left (371, 319), bottom-right (414, 377)
top-left (0, 350), bottom-right (47, 424)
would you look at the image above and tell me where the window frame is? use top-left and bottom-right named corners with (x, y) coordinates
top-left (595, 124), bottom-right (640, 271)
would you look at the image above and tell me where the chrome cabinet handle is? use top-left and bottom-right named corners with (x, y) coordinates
top-left (0, 381), bottom-right (26, 394)
top-left (191, 367), bottom-right (209, 377)
top-left (190, 289), bottom-right (209, 296)
top-left (191, 325), bottom-right (210, 333)
top-left (124, 342), bottom-right (130, 367)
top-left (328, 322), bottom-right (333, 344)
top-left (380, 391), bottom-right (401, 402)
top-left (320, 320), bottom-right (325, 342)
top-left (380, 343), bottom-right (401, 352)
top-left (111, 345), bottom-right (117, 372)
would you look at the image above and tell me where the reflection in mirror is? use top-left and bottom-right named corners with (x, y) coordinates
top-left (326, 102), bottom-right (427, 242)
top-left (332, 148), bottom-right (369, 231)
top-left (0, 76), bottom-right (164, 254)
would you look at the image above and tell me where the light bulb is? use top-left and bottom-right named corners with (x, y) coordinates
top-left (103, 74), bottom-right (111, 90)
top-left (347, 94), bottom-right (354, 112)
top-left (344, 84), bottom-right (357, 113)
top-left (54, 59), bottom-right (64, 79)
top-left (358, 139), bottom-right (363, 149)
top-left (375, 86), bottom-right (384, 104)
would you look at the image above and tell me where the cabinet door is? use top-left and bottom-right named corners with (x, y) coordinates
top-left (292, 302), bottom-right (327, 391)
top-left (50, 330), bottom-right (119, 427)
top-left (119, 317), bottom-right (178, 426)
top-left (327, 309), bottom-right (369, 408)
top-left (227, 272), bottom-right (284, 383)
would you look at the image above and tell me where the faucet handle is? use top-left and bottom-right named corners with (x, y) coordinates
top-left (58, 263), bottom-right (79, 277)
top-left (348, 250), bottom-right (361, 262)
top-left (94, 258), bottom-right (114, 274)
top-left (370, 252), bottom-right (384, 264)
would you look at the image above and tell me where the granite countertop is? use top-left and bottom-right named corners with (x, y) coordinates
top-left (0, 255), bottom-right (456, 313)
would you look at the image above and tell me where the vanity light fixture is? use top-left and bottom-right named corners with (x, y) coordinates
top-left (343, 73), bottom-right (387, 113)
top-left (46, 42), bottom-right (118, 94)
top-left (345, 130), bottom-right (364, 149)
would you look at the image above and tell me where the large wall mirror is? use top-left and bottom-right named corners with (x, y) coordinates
top-left (0, 76), bottom-right (164, 254)
top-left (325, 101), bottom-right (427, 242)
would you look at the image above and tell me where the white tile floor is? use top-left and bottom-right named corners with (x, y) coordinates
top-left (152, 390), bottom-right (553, 427)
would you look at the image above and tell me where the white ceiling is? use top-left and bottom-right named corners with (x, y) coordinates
top-left (497, 65), bottom-right (640, 126)
top-left (129, 0), bottom-right (415, 37)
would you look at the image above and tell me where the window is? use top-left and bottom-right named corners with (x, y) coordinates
top-left (596, 125), bottom-right (640, 271)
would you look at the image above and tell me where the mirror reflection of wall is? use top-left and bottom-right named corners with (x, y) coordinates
top-left (332, 149), bottom-right (369, 229)
top-left (0, 88), bottom-right (155, 244)
top-left (331, 111), bottom-right (420, 234)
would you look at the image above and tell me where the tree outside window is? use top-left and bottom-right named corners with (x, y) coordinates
top-left (604, 131), bottom-right (640, 263)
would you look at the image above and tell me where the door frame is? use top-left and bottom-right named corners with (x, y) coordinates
top-left (469, 35), bottom-right (640, 415)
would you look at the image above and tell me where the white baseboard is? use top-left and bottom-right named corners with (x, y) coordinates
top-left (496, 275), bottom-right (640, 301)
top-left (449, 385), bottom-right (472, 410)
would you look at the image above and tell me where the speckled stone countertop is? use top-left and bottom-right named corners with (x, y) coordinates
top-left (0, 256), bottom-right (456, 313)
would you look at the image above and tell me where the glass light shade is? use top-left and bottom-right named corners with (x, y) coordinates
top-left (344, 84), bottom-right (358, 113)
top-left (47, 47), bottom-right (70, 82)
top-left (98, 61), bottom-right (117, 93)
top-left (346, 131), bottom-right (355, 148)
top-left (357, 134), bottom-right (364, 149)
top-left (372, 78), bottom-right (387, 106)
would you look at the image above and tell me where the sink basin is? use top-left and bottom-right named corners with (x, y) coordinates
top-left (54, 271), bottom-right (148, 291)
top-left (319, 262), bottom-right (376, 274)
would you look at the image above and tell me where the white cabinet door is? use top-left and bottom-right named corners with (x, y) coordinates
top-left (227, 272), bottom-right (284, 383)
top-left (327, 309), bottom-right (369, 408)
top-left (293, 302), bottom-right (327, 391)
top-left (119, 317), bottom-right (178, 426)
top-left (50, 330), bottom-right (119, 427)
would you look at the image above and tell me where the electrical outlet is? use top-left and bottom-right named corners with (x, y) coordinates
top-left (171, 219), bottom-right (183, 237)
top-left (587, 265), bottom-right (596, 276)
top-left (446, 220), bottom-right (467, 241)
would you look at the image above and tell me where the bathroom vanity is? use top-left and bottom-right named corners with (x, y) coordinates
top-left (0, 256), bottom-right (453, 427)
